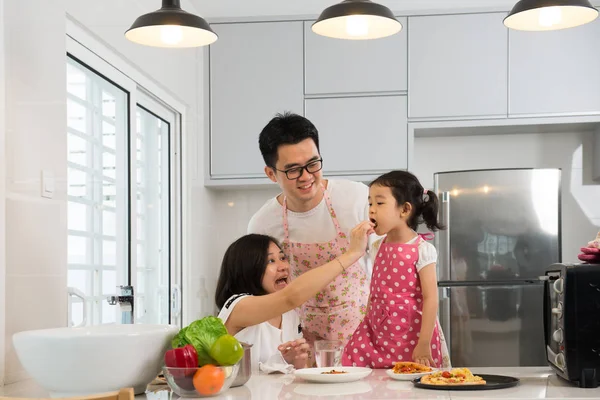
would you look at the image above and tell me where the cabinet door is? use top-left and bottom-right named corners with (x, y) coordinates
top-left (304, 96), bottom-right (407, 175)
top-left (509, 19), bottom-right (600, 116)
top-left (210, 22), bottom-right (304, 178)
top-left (408, 13), bottom-right (508, 119)
top-left (304, 18), bottom-right (407, 95)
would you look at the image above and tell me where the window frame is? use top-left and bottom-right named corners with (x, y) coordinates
top-left (66, 20), bottom-right (184, 327)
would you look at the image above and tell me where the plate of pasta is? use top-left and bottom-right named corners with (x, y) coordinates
top-left (413, 368), bottom-right (519, 390)
top-left (386, 361), bottom-right (435, 381)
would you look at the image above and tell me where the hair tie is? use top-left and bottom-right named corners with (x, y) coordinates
top-left (423, 189), bottom-right (428, 195)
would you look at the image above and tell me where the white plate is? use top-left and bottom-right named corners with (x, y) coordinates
top-left (294, 367), bottom-right (373, 383)
top-left (385, 368), bottom-right (436, 381)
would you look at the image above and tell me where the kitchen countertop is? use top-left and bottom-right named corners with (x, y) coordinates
top-left (2, 367), bottom-right (600, 399)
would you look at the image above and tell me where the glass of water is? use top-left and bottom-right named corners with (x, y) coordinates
top-left (314, 340), bottom-right (343, 368)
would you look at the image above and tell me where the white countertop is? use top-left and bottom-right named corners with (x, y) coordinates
top-left (2, 367), bottom-right (600, 399)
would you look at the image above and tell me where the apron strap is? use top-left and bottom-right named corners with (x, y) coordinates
top-left (321, 184), bottom-right (344, 236)
top-left (418, 232), bottom-right (435, 241)
top-left (282, 195), bottom-right (290, 242)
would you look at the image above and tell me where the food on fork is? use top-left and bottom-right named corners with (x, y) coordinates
top-left (320, 369), bottom-right (348, 374)
top-left (420, 368), bottom-right (486, 385)
top-left (392, 361), bottom-right (432, 374)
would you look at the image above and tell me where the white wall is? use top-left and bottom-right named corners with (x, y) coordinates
top-left (3, 0), bottom-right (68, 384)
top-left (1, 0), bottom-right (213, 384)
top-left (0, 0), bottom-right (5, 386)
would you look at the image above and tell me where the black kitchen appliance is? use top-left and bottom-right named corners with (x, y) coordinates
top-left (544, 263), bottom-right (600, 388)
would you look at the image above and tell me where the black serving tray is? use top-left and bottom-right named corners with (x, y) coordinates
top-left (413, 374), bottom-right (520, 391)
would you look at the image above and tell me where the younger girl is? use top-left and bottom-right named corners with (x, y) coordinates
top-left (216, 221), bottom-right (373, 373)
top-left (343, 171), bottom-right (450, 369)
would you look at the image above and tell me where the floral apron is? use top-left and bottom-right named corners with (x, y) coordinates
top-left (281, 186), bottom-right (369, 353)
top-left (342, 235), bottom-right (451, 368)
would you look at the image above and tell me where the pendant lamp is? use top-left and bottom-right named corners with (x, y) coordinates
top-left (312, 0), bottom-right (402, 40)
top-left (504, 0), bottom-right (598, 31)
top-left (125, 0), bottom-right (217, 48)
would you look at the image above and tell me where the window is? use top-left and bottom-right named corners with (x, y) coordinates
top-left (66, 36), bottom-right (182, 326)
top-left (134, 101), bottom-right (173, 324)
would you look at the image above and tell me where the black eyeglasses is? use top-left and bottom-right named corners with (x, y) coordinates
top-left (273, 159), bottom-right (323, 180)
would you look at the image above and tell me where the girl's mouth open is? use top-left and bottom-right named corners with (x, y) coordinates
top-left (370, 218), bottom-right (378, 228)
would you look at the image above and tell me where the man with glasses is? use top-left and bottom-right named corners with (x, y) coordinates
top-left (248, 112), bottom-right (374, 364)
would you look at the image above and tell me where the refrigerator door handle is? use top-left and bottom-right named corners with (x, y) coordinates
top-left (439, 287), bottom-right (451, 361)
top-left (438, 191), bottom-right (451, 282)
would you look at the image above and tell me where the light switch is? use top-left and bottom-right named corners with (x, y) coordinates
top-left (41, 170), bottom-right (54, 199)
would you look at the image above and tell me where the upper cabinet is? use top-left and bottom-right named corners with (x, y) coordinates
top-left (408, 13), bottom-right (508, 119)
top-left (209, 22), bottom-right (304, 179)
top-left (305, 96), bottom-right (408, 175)
top-left (304, 18), bottom-right (408, 95)
top-left (508, 19), bottom-right (600, 116)
top-left (205, 12), bottom-right (600, 187)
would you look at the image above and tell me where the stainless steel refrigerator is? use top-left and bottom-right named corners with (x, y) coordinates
top-left (434, 168), bottom-right (561, 367)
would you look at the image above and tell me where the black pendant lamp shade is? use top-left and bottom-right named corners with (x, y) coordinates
top-left (312, 0), bottom-right (402, 40)
top-left (125, 0), bottom-right (217, 48)
top-left (504, 0), bottom-right (598, 31)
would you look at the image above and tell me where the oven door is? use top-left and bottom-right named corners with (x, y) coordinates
top-left (544, 272), bottom-right (565, 371)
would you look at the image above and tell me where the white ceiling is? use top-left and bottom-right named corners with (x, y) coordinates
top-left (188, 0), bottom-right (523, 20)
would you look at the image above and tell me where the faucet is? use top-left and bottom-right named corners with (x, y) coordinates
top-left (107, 285), bottom-right (134, 324)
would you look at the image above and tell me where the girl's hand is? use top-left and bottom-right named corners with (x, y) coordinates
top-left (349, 221), bottom-right (375, 255)
top-left (279, 338), bottom-right (310, 369)
top-left (412, 341), bottom-right (435, 367)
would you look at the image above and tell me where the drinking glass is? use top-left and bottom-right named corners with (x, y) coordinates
top-left (314, 340), bottom-right (343, 368)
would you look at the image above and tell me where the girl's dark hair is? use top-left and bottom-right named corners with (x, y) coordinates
top-left (370, 170), bottom-right (445, 232)
top-left (215, 234), bottom-right (281, 310)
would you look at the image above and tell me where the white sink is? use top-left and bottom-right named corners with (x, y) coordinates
top-left (12, 324), bottom-right (178, 397)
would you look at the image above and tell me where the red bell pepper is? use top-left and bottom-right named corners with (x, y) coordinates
top-left (164, 344), bottom-right (198, 377)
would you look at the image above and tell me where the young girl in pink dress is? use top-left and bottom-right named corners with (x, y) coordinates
top-left (343, 170), bottom-right (451, 369)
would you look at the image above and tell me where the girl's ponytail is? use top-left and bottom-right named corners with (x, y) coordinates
top-left (370, 170), bottom-right (446, 232)
top-left (420, 189), bottom-right (445, 232)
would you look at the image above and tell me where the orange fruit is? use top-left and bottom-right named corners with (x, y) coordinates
top-left (192, 364), bottom-right (225, 395)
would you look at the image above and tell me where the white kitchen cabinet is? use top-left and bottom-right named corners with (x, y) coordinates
top-left (209, 22), bottom-right (304, 178)
top-left (304, 96), bottom-right (408, 175)
top-left (304, 18), bottom-right (407, 95)
top-left (408, 13), bottom-right (508, 119)
top-left (509, 19), bottom-right (600, 116)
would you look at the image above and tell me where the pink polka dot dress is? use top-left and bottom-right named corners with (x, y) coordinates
top-left (342, 235), bottom-right (443, 369)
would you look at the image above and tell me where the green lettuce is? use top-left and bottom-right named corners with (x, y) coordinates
top-left (172, 316), bottom-right (228, 366)
top-left (171, 326), bottom-right (191, 349)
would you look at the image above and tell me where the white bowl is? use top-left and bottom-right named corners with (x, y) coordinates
top-left (12, 324), bottom-right (178, 397)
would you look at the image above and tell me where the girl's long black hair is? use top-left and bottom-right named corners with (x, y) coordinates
top-left (370, 170), bottom-right (445, 232)
top-left (214, 233), bottom-right (281, 310)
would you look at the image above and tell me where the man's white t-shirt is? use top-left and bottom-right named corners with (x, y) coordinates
top-left (217, 294), bottom-right (302, 373)
top-left (247, 179), bottom-right (375, 277)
